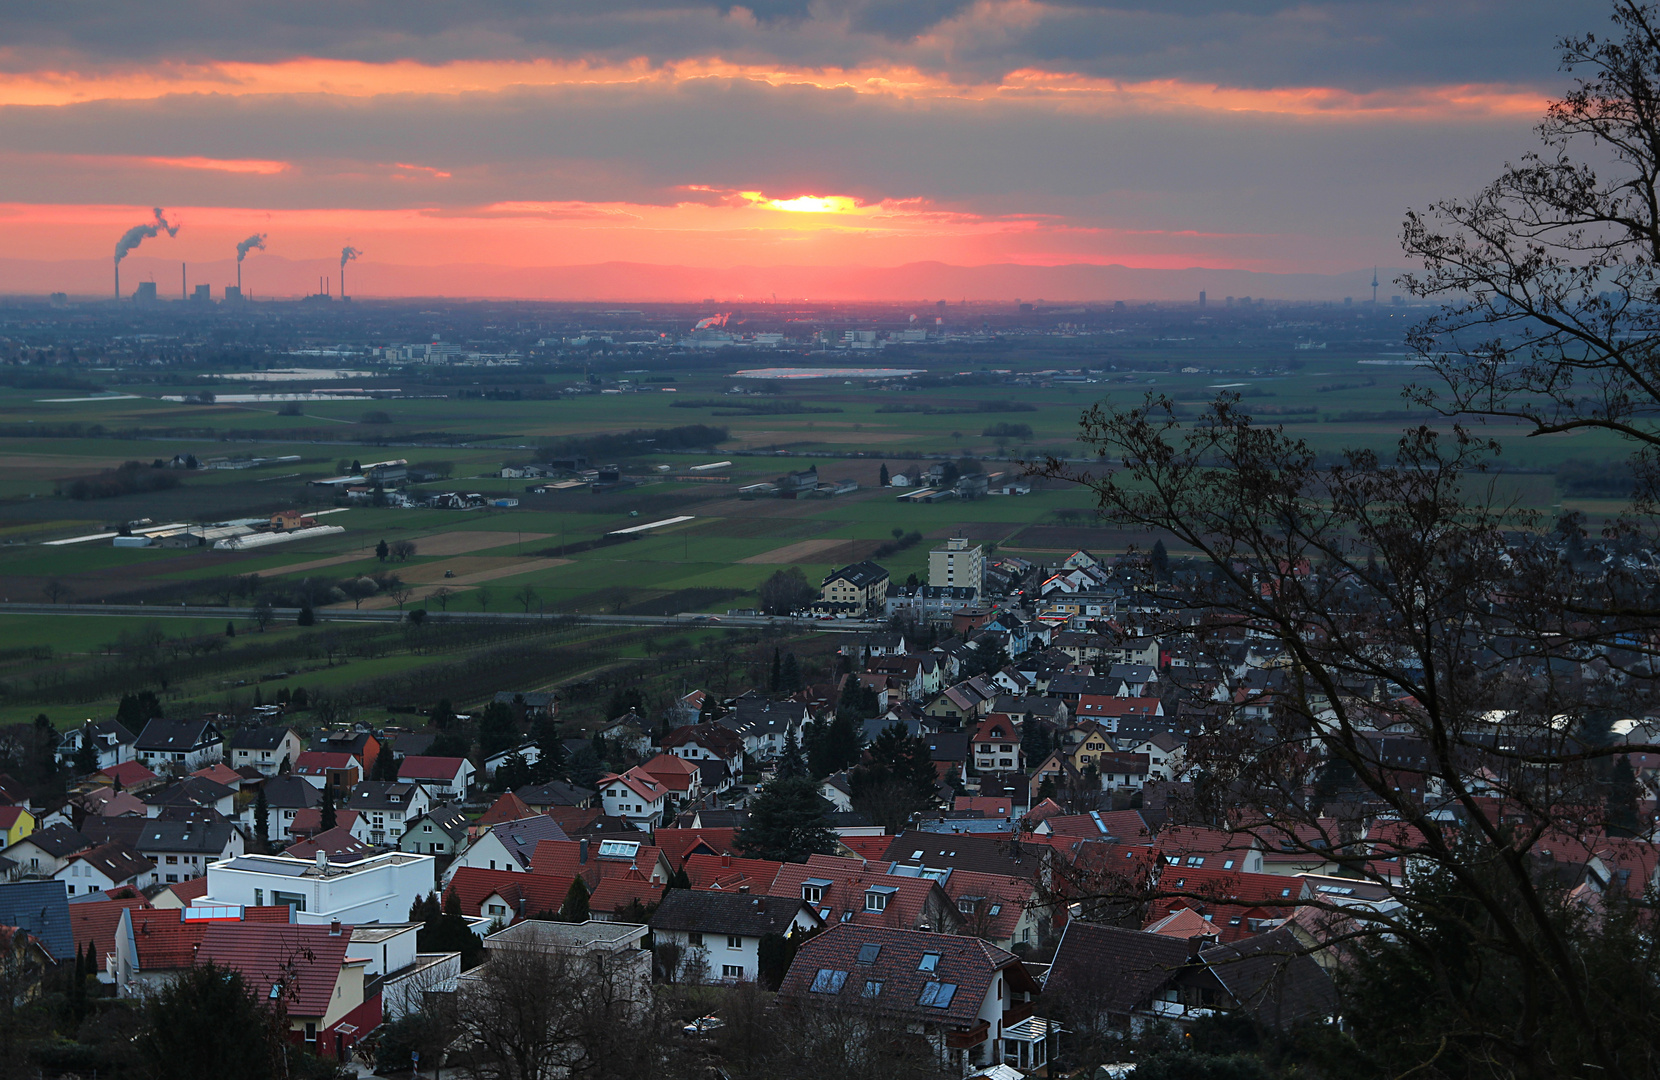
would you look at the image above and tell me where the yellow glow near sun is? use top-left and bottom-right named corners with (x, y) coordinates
top-left (767, 195), bottom-right (859, 213)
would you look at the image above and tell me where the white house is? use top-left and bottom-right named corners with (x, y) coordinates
top-left (440, 816), bottom-right (570, 886)
top-left (348, 923), bottom-right (460, 1020)
top-left (58, 721), bottom-right (137, 772)
top-left (226, 725), bottom-right (305, 777)
top-left (343, 782), bottom-right (432, 845)
top-left (649, 890), bottom-right (822, 983)
top-left (203, 850), bottom-right (437, 926)
top-left (134, 719), bottom-right (224, 773)
top-left (598, 770), bottom-right (668, 828)
top-left (394, 756), bottom-right (475, 801)
top-left (56, 842), bottom-right (154, 898)
top-left (482, 743), bottom-right (542, 779)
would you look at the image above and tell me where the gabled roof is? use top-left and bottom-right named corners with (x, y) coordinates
top-left (529, 837), bottom-right (666, 886)
top-left (477, 792), bottom-right (537, 827)
top-left (259, 775), bottom-right (322, 810)
top-left (635, 754), bottom-right (698, 794)
top-left (881, 830), bottom-right (1044, 879)
top-left (285, 827), bottom-right (374, 861)
top-left (601, 769), bottom-right (666, 805)
top-left (66, 842), bottom-right (153, 885)
top-left (227, 725), bottom-right (297, 751)
top-left (1045, 920), bottom-right (1192, 1015)
top-left (293, 751), bottom-right (358, 776)
top-left (407, 804), bottom-right (470, 843)
top-left (144, 776), bottom-right (234, 810)
top-left (397, 756), bottom-right (469, 781)
top-left (69, 893), bottom-right (149, 963)
top-left (1038, 810), bottom-right (1153, 843)
top-left (445, 867), bottom-right (573, 920)
top-left (652, 828), bottom-right (740, 868)
top-left (13, 822), bottom-right (90, 859)
top-left (682, 852), bottom-right (782, 892)
top-left (1201, 927), bottom-right (1339, 1027)
top-left (190, 763), bottom-right (244, 787)
top-left (652, 889), bottom-right (815, 937)
top-left (0, 807), bottom-right (30, 830)
top-left (768, 854), bottom-right (961, 931)
top-left (779, 924), bottom-right (1032, 1027)
top-left (135, 818), bottom-right (237, 855)
top-left (344, 781), bottom-right (421, 811)
top-left (0, 881), bottom-right (73, 960)
top-left (661, 723), bottom-right (743, 758)
top-left (487, 816), bottom-right (572, 869)
top-left (99, 761), bottom-right (157, 788)
top-left (822, 561), bottom-right (890, 589)
top-left (588, 868), bottom-right (666, 915)
top-left (134, 719), bottom-right (220, 751)
top-left (288, 808), bottom-right (362, 839)
top-left (514, 780), bottom-right (595, 808)
top-left (971, 715), bottom-right (1018, 744)
top-left (197, 922), bottom-right (357, 1018)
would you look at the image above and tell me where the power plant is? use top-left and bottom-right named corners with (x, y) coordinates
top-left (235, 233), bottom-right (266, 296)
top-left (340, 246), bottom-right (361, 299)
top-left (113, 208), bottom-right (178, 300)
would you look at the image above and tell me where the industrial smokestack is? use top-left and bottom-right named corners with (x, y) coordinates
top-left (113, 208), bottom-right (178, 300)
top-left (340, 246), bottom-right (361, 298)
top-left (235, 233), bottom-right (266, 293)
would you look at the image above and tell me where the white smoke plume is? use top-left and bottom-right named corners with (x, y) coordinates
top-left (114, 208), bottom-right (179, 264)
top-left (236, 234), bottom-right (267, 262)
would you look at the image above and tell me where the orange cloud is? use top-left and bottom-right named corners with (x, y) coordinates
top-left (0, 56), bottom-right (1548, 120)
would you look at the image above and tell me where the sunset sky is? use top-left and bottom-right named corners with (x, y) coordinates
top-left (0, 1), bottom-right (1605, 299)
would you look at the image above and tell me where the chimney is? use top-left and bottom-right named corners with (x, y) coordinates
top-left (329, 919), bottom-right (342, 937)
top-left (721, 853), bottom-right (731, 867)
top-left (579, 838), bottom-right (589, 864)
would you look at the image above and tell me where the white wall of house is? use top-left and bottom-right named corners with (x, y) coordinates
top-left (204, 852), bottom-right (436, 925)
top-left (57, 859), bottom-right (132, 898)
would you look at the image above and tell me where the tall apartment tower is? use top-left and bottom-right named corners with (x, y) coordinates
top-left (929, 537), bottom-right (984, 598)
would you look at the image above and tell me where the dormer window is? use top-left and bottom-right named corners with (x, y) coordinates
top-left (802, 878), bottom-right (830, 905)
top-left (865, 885), bottom-right (896, 912)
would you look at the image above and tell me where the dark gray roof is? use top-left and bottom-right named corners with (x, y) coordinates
top-left (515, 780), bottom-right (595, 808)
top-left (0, 880), bottom-right (73, 960)
top-left (651, 890), bottom-right (813, 938)
top-left (79, 817), bottom-right (145, 849)
top-left (260, 775), bottom-right (323, 810)
top-left (15, 823), bottom-right (90, 858)
top-left (409, 803), bottom-right (469, 843)
top-left (927, 733), bottom-right (969, 762)
top-left (73, 842), bottom-right (154, 886)
top-left (344, 781), bottom-right (420, 811)
top-left (144, 776), bottom-right (233, 808)
top-left (388, 732), bottom-right (436, 757)
top-left (1045, 920), bottom-right (1193, 1015)
top-left (135, 819), bottom-right (237, 855)
top-left (1200, 928), bottom-right (1339, 1028)
top-left (489, 816), bottom-right (571, 868)
top-left (226, 725), bottom-right (294, 751)
top-left (822, 561), bottom-right (889, 589)
top-left (134, 718), bottom-right (221, 751)
top-left (881, 830), bottom-right (1040, 877)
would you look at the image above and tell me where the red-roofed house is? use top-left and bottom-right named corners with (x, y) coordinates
top-left (634, 754), bottom-right (701, 804)
top-left (588, 867), bottom-right (666, 919)
top-left (99, 760), bottom-right (157, 790)
top-left (939, 868), bottom-right (1047, 953)
top-left (682, 852), bottom-right (782, 893)
top-left (475, 792), bottom-right (536, 830)
top-left (768, 854), bottom-right (963, 933)
top-left (113, 904), bottom-right (297, 996)
top-left (151, 876), bottom-right (211, 909)
top-left (529, 836), bottom-right (672, 887)
top-left (598, 769), bottom-right (669, 827)
top-left (444, 867), bottom-right (574, 923)
top-left (661, 723), bottom-right (744, 775)
top-left (1074, 695), bottom-right (1164, 729)
top-left (394, 756), bottom-right (475, 800)
top-left (69, 893), bottom-right (149, 984)
top-left (189, 763), bottom-right (246, 791)
top-left (1142, 865), bottom-right (1309, 943)
top-left (197, 921), bottom-right (379, 1059)
top-left (652, 828), bottom-right (740, 869)
top-left (971, 715), bottom-right (1022, 774)
top-left (288, 808), bottom-right (371, 846)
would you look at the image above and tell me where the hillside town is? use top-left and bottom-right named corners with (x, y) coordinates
top-left (0, 507), bottom-right (1645, 1080)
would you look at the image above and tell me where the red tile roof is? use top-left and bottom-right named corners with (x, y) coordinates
top-left (289, 808), bottom-right (361, 839)
top-left (397, 756), bottom-right (468, 781)
top-left (197, 922), bottom-right (357, 1018)
top-left (0, 807), bottom-right (28, 829)
top-left (159, 877), bottom-right (211, 905)
top-left (444, 867), bottom-right (573, 921)
top-left (588, 867), bottom-right (666, 915)
top-left (70, 895), bottom-right (149, 965)
top-left (528, 838), bottom-right (667, 886)
top-left (652, 828), bottom-right (740, 868)
top-left (476, 792), bottom-right (536, 827)
top-left (99, 761), bottom-right (157, 788)
top-left (836, 835), bottom-right (894, 861)
top-left (769, 854), bottom-right (961, 932)
top-left (682, 852), bottom-right (782, 892)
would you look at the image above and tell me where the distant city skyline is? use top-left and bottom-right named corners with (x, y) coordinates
top-left (0, 1), bottom-right (1606, 297)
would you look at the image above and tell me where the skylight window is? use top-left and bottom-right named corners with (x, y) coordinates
top-left (918, 982), bottom-right (958, 1008)
top-left (862, 980), bottom-right (883, 998)
top-left (598, 839), bottom-right (640, 859)
top-left (918, 952), bottom-right (941, 972)
top-left (810, 969), bottom-right (848, 994)
top-left (856, 943), bottom-right (881, 965)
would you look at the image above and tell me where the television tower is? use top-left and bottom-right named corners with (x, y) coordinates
top-left (1371, 267), bottom-right (1379, 305)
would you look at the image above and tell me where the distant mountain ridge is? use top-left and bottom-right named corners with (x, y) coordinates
top-left (0, 255), bottom-right (1408, 304)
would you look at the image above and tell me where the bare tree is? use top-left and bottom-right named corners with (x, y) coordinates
top-left (388, 582), bottom-right (415, 610)
top-left (42, 579), bottom-right (71, 605)
top-left (514, 585), bottom-right (540, 614)
top-left (451, 940), bottom-right (666, 1080)
top-left (477, 587), bottom-right (493, 613)
top-left (391, 540), bottom-right (417, 561)
top-left (431, 586), bottom-right (454, 612)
